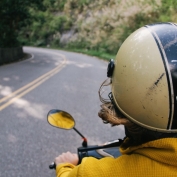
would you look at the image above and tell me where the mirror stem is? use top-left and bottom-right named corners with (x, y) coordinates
top-left (73, 127), bottom-right (87, 147)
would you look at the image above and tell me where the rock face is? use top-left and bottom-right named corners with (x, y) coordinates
top-left (60, 29), bottom-right (77, 45)
top-left (57, 0), bottom-right (159, 52)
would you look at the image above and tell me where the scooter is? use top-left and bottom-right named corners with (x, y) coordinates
top-left (47, 109), bottom-right (123, 169)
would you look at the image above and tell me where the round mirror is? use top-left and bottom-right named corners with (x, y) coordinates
top-left (47, 109), bottom-right (75, 130)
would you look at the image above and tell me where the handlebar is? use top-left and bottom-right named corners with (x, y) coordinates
top-left (49, 139), bottom-right (123, 169)
top-left (49, 162), bottom-right (56, 169)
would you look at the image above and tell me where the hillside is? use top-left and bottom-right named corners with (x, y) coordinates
top-left (19, 0), bottom-right (177, 59)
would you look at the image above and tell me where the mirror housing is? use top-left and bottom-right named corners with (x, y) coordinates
top-left (47, 109), bottom-right (75, 130)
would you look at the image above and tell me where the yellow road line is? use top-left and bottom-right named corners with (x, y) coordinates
top-left (0, 52), bottom-right (67, 111)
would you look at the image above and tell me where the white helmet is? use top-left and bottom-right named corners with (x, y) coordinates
top-left (108, 22), bottom-right (177, 132)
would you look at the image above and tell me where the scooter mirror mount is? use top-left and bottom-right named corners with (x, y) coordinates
top-left (47, 109), bottom-right (122, 170)
top-left (47, 109), bottom-right (88, 147)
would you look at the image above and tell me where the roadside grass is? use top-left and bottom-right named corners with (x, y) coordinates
top-left (69, 48), bottom-right (116, 61)
top-left (48, 46), bottom-right (116, 61)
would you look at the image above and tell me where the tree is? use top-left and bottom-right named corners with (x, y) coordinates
top-left (0, 0), bottom-right (45, 47)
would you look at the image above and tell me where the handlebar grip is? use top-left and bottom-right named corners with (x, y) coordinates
top-left (49, 162), bottom-right (56, 169)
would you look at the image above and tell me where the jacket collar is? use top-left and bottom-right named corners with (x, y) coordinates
top-left (120, 138), bottom-right (177, 166)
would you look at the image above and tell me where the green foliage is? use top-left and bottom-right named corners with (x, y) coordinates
top-left (0, 0), bottom-right (47, 47)
top-left (67, 0), bottom-right (93, 8)
top-left (43, 0), bottom-right (68, 11)
top-left (159, 0), bottom-right (177, 21)
top-left (77, 0), bottom-right (91, 6)
top-left (19, 8), bottom-right (72, 47)
top-left (117, 0), bottom-right (177, 51)
top-left (12, 0), bottom-right (177, 60)
top-left (119, 11), bottom-right (160, 45)
top-left (72, 48), bottom-right (116, 61)
top-left (50, 16), bottom-right (72, 33)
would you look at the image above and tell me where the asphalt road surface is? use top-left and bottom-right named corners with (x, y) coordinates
top-left (0, 47), bottom-right (125, 177)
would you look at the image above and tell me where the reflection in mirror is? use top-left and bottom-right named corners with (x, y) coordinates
top-left (47, 109), bottom-right (75, 130)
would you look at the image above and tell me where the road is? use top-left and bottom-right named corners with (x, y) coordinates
top-left (0, 47), bottom-right (125, 177)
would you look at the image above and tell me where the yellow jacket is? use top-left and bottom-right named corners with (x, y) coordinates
top-left (56, 138), bottom-right (177, 177)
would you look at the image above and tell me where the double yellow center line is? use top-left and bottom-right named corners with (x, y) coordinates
top-left (0, 52), bottom-right (67, 111)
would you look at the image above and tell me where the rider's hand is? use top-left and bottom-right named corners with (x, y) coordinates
top-left (55, 151), bottom-right (79, 166)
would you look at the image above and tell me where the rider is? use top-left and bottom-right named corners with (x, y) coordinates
top-left (54, 22), bottom-right (177, 177)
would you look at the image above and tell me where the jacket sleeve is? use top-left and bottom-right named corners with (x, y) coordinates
top-left (56, 163), bottom-right (76, 177)
top-left (56, 156), bottom-right (117, 177)
top-left (56, 158), bottom-right (87, 177)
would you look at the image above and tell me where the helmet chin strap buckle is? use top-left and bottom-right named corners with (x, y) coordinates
top-left (107, 59), bottom-right (115, 78)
